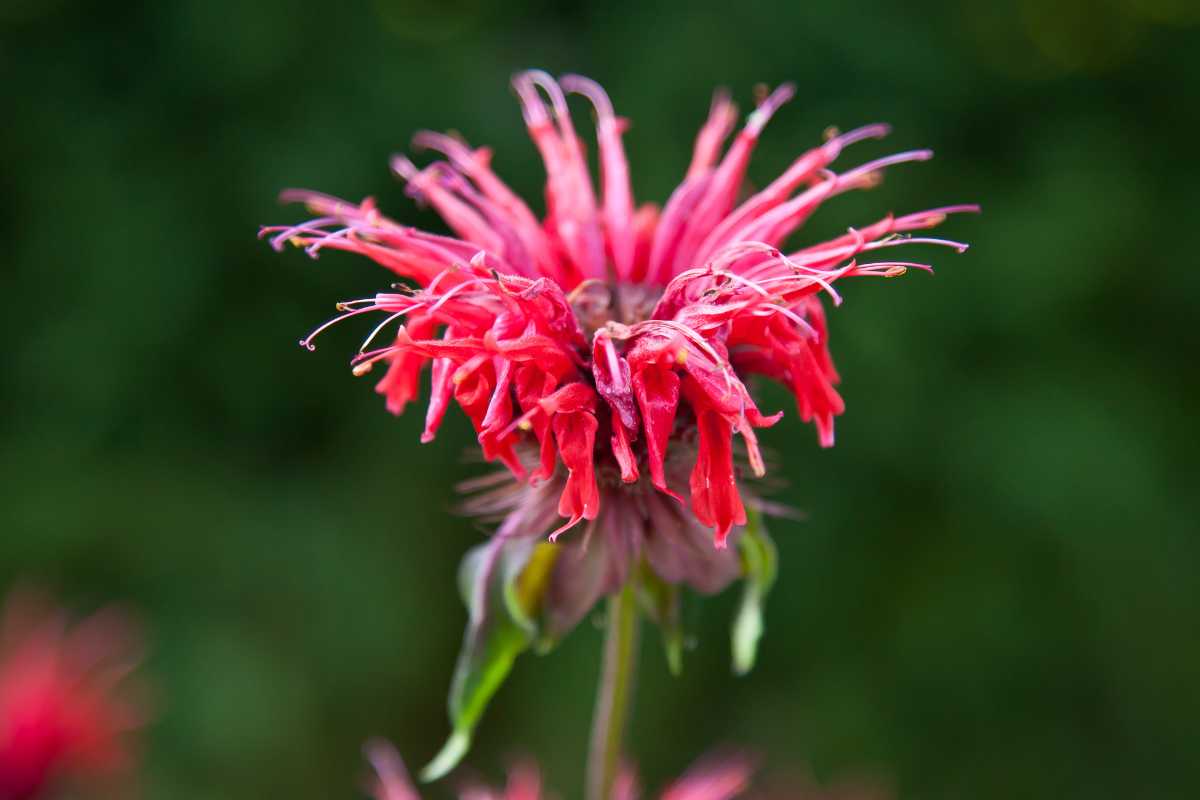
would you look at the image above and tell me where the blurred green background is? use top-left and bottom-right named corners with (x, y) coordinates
top-left (2, 0), bottom-right (1197, 797)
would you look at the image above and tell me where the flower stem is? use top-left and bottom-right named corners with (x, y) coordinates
top-left (586, 580), bottom-right (640, 800)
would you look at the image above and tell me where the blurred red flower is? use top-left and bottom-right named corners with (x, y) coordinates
top-left (0, 589), bottom-right (146, 800)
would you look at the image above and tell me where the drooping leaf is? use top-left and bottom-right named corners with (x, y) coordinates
top-left (731, 508), bottom-right (777, 676)
top-left (422, 537), bottom-right (557, 782)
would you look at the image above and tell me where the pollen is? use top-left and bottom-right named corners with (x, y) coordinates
top-left (675, 347), bottom-right (688, 365)
top-left (352, 362), bottom-right (374, 377)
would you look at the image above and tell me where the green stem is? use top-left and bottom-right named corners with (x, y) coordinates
top-left (585, 580), bottom-right (640, 800)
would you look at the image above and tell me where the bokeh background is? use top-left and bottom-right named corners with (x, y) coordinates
top-left (2, 0), bottom-right (1197, 797)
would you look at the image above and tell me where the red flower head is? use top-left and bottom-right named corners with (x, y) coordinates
top-left (264, 71), bottom-right (974, 772)
top-left (265, 70), bottom-right (973, 546)
top-left (0, 589), bottom-right (146, 800)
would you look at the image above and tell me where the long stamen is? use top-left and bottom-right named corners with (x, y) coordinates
top-left (299, 305), bottom-right (382, 351)
top-left (358, 310), bottom-right (412, 354)
top-left (826, 122), bottom-right (891, 151)
top-left (761, 303), bottom-right (817, 338)
top-left (895, 203), bottom-right (982, 228)
top-left (866, 236), bottom-right (970, 253)
top-left (261, 218), bottom-right (338, 251)
top-left (837, 149), bottom-right (934, 188)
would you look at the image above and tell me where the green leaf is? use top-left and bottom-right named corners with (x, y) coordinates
top-left (637, 561), bottom-right (685, 676)
top-left (731, 508), bottom-right (777, 676)
top-left (422, 537), bottom-right (557, 782)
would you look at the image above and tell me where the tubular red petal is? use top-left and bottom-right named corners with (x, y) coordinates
top-left (687, 89), bottom-right (738, 180)
top-left (391, 156), bottom-right (508, 258)
top-left (668, 83), bottom-right (795, 277)
top-left (646, 174), bottom-right (713, 286)
top-left (562, 74), bottom-right (637, 280)
top-left (683, 385), bottom-right (747, 547)
top-left (512, 70), bottom-right (606, 281)
top-left (632, 365), bottom-right (682, 501)
top-left (551, 409), bottom-right (600, 534)
top-left (692, 122), bottom-right (889, 265)
top-left (591, 332), bottom-right (639, 433)
top-left (611, 420), bottom-right (640, 483)
top-left (515, 365), bottom-right (561, 482)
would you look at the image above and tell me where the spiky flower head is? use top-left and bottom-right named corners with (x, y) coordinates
top-left (265, 70), bottom-right (973, 546)
top-left (263, 71), bottom-right (974, 774)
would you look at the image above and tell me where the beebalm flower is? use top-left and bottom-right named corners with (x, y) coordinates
top-left (264, 71), bottom-right (974, 774)
top-left (366, 739), bottom-right (754, 800)
top-left (0, 589), bottom-right (146, 800)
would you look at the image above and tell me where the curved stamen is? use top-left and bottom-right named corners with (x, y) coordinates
top-left (894, 204), bottom-right (982, 228)
top-left (760, 303), bottom-right (818, 338)
top-left (359, 310), bottom-right (415, 354)
top-left (867, 235), bottom-right (970, 254)
top-left (826, 122), bottom-right (891, 151)
top-left (837, 149), bottom-right (934, 188)
top-left (299, 305), bottom-right (382, 351)
top-left (260, 218), bottom-right (338, 251)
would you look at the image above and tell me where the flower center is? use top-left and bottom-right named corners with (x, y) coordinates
top-left (568, 281), bottom-right (663, 337)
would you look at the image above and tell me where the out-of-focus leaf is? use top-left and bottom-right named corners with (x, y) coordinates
top-left (637, 560), bottom-right (684, 676)
top-left (731, 508), bottom-right (777, 676)
top-left (422, 537), bottom-right (557, 782)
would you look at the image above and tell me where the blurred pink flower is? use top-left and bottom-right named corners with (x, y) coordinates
top-left (0, 589), bottom-right (146, 800)
top-left (365, 740), bottom-right (754, 800)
